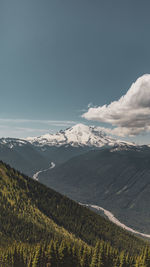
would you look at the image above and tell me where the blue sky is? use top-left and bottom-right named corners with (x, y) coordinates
top-left (1, 0), bottom-right (150, 144)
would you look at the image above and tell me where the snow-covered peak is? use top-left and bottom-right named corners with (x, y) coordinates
top-left (66, 123), bottom-right (91, 133)
top-left (26, 123), bottom-right (135, 148)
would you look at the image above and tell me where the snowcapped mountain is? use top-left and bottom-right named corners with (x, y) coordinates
top-left (26, 123), bottom-right (134, 148)
top-left (0, 124), bottom-right (137, 177)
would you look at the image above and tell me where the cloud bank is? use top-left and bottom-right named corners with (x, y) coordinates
top-left (82, 74), bottom-right (150, 136)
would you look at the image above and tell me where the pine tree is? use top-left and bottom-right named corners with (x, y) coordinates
top-left (80, 246), bottom-right (90, 267)
top-left (119, 252), bottom-right (127, 267)
top-left (90, 241), bottom-right (101, 267)
top-left (72, 244), bottom-right (79, 267)
top-left (46, 240), bottom-right (56, 267)
top-left (32, 245), bottom-right (42, 267)
top-left (58, 240), bottom-right (69, 267)
top-left (142, 246), bottom-right (150, 267)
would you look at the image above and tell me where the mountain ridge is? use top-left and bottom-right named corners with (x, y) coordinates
top-left (26, 123), bottom-right (135, 148)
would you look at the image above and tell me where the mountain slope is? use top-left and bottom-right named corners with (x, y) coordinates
top-left (0, 161), bottom-right (145, 253)
top-left (0, 138), bottom-right (51, 176)
top-left (38, 146), bottom-right (150, 233)
top-left (1, 161), bottom-right (149, 266)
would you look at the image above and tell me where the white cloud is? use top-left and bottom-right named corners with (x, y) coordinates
top-left (82, 74), bottom-right (150, 136)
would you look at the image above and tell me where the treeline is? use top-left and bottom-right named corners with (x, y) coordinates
top-left (1, 239), bottom-right (150, 267)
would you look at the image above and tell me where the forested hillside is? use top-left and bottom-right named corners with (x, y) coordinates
top-left (0, 161), bottom-right (149, 266)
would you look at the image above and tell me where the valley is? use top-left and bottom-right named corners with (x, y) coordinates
top-left (1, 124), bottom-right (150, 235)
top-left (83, 204), bottom-right (150, 239)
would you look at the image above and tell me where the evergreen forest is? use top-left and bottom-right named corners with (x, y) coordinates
top-left (0, 161), bottom-right (150, 266)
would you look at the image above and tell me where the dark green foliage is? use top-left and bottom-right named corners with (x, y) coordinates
top-left (0, 161), bottom-right (144, 253)
top-left (0, 161), bottom-right (149, 267)
top-left (1, 241), bottom-right (150, 267)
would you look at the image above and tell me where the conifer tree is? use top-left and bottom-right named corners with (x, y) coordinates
top-left (32, 245), bottom-right (41, 267)
top-left (90, 241), bottom-right (101, 267)
top-left (58, 240), bottom-right (70, 267)
top-left (119, 252), bottom-right (127, 267)
top-left (80, 246), bottom-right (90, 267)
top-left (142, 246), bottom-right (150, 267)
top-left (46, 240), bottom-right (56, 267)
top-left (72, 244), bottom-right (79, 267)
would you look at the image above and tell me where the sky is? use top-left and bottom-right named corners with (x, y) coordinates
top-left (1, 0), bottom-right (150, 144)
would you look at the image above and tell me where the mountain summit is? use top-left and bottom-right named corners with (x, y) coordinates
top-left (26, 123), bottom-right (134, 148)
